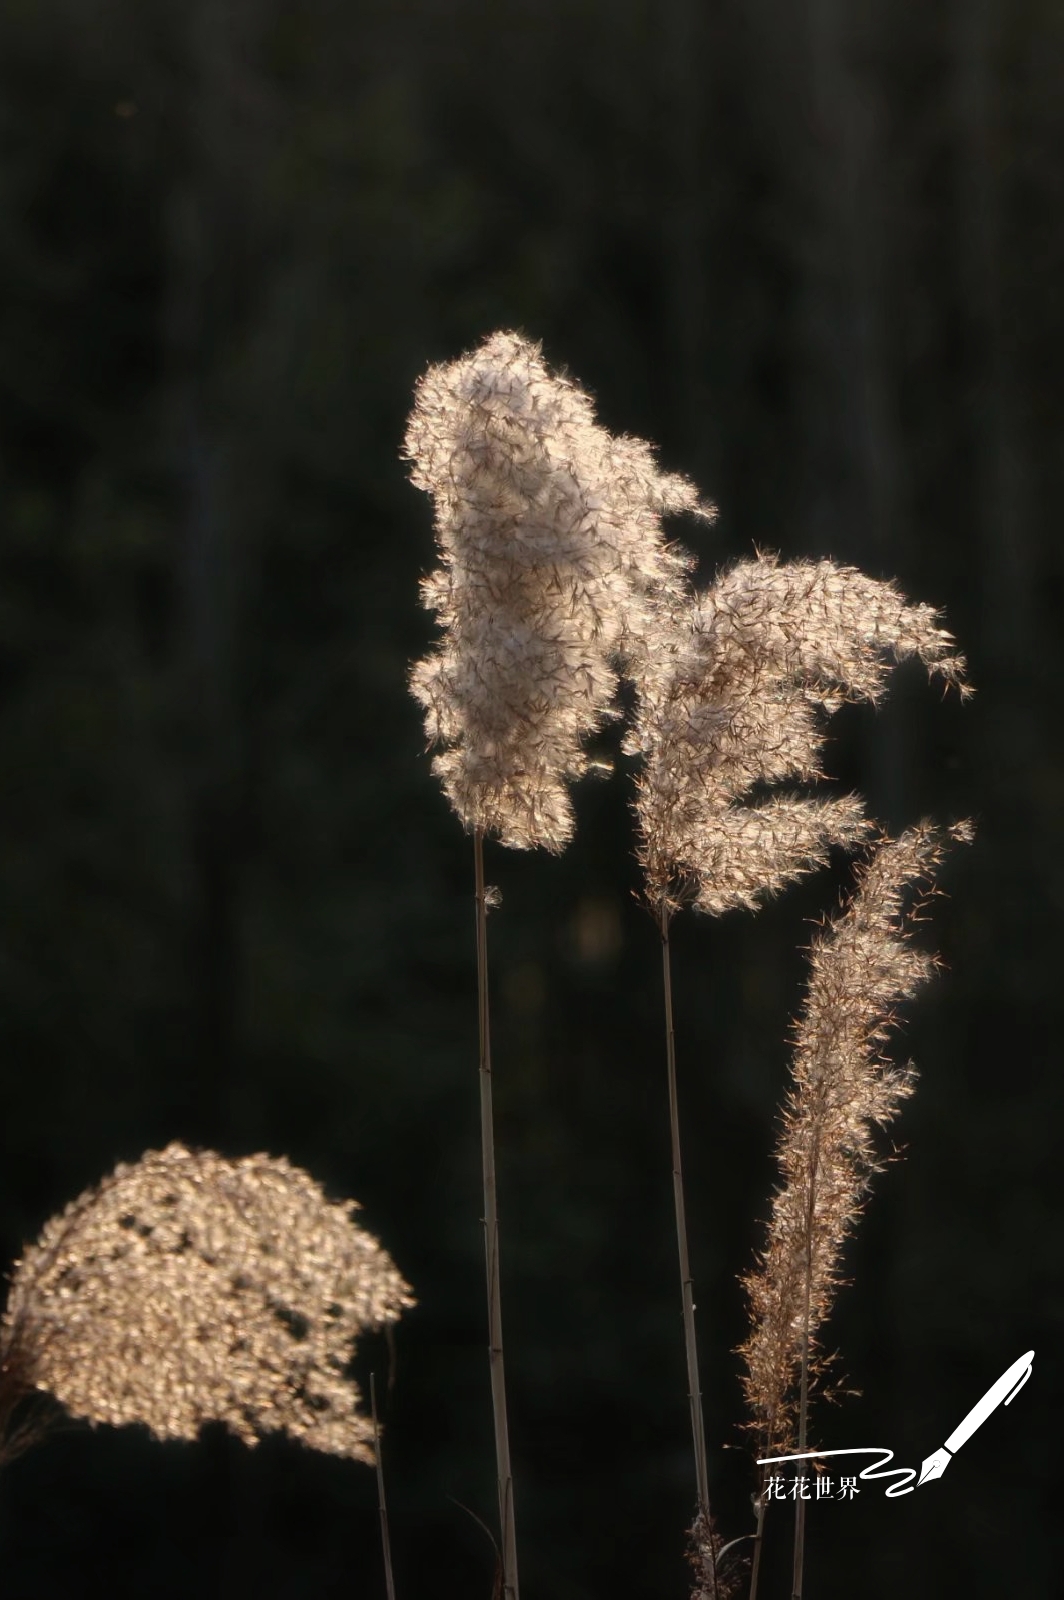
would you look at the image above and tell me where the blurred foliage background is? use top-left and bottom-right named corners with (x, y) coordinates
top-left (0, 1), bottom-right (1060, 1596)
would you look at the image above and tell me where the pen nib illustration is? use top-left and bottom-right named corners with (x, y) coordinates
top-left (917, 1446), bottom-right (952, 1486)
top-left (917, 1350), bottom-right (1033, 1488)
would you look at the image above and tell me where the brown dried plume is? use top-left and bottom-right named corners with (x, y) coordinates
top-left (0, 1143), bottom-right (414, 1464)
top-left (739, 822), bottom-right (972, 1450)
top-left (405, 329), bottom-right (713, 852)
top-left (630, 553), bottom-right (970, 915)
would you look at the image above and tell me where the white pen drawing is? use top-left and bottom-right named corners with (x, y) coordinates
top-left (757, 1350), bottom-right (1035, 1500)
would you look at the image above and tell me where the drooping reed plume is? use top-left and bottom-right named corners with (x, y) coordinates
top-left (406, 334), bottom-right (973, 1600)
top-left (0, 1142), bottom-right (413, 1466)
top-left (626, 553), bottom-right (969, 1596)
top-left (630, 552), bottom-right (970, 917)
top-left (405, 328), bottom-right (710, 1599)
top-left (740, 821), bottom-right (971, 1598)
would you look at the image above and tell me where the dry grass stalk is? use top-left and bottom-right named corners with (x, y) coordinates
top-left (660, 901), bottom-right (714, 1566)
top-left (0, 1142), bottom-right (414, 1464)
top-left (405, 329), bottom-right (712, 1600)
top-left (474, 822), bottom-right (519, 1600)
top-left (370, 1372), bottom-right (397, 1600)
top-left (688, 1508), bottom-right (749, 1600)
top-left (740, 821), bottom-right (972, 1453)
top-left (741, 821), bottom-right (971, 1599)
top-left (630, 553), bottom-right (968, 1587)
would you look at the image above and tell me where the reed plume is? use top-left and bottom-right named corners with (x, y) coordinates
top-left (630, 552), bottom-right (970, 915)
top-left (406, 328), bottom-right (711, 853)
top-left (405, 329), bottom-right (711, 1600)
top-left (741, 821), bottom-right (971, 1600)
top-left (627, 554), bottom-right (968, 1596)
top-left (0, 1142), bottom-right (414, 1464)
top-left (740, 822), bottom-right (971, 1448)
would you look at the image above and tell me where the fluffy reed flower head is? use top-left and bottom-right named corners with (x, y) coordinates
top-left (0, 1143), bottom-right (414, 1463)
top-left (629, 553), bottom-right (970, 914)
top-left (739, 821), bottom-right (972, 1448)
top-left (405, 329), bottom-right (713, 851)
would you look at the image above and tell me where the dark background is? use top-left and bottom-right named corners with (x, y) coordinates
top-left (0, 1), bottom-right (1060, 1596)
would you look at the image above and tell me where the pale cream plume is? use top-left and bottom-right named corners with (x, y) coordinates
top-left (740, 821), bottom-right (972, 1449)
top-left (1, 1143), bottom-right (414, 1463)
top-left (630, 552), bottom-right (970, 915)
top-left (405, 329), bottom-right (712, 851)
top-left (405, 331), bottom-right (714, 1600)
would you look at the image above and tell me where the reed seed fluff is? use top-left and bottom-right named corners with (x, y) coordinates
top-left (405, 329), bottom-right (714, 851)
top-left (739, 822), bottom-right (972, 1448)
top-left (630, 553), bottom-right (970, 915)
top-left (1, 1143), bottom-right (414, 1463)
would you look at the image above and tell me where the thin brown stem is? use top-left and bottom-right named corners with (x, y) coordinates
top-left (474, 828), bottom-right (519, 1600)
top-left (748, 1472), bottom-right (767, 1600)
top-left (370, 1373), bottom-right (396, 1600)
top-left (660, 907), bottom-right (712, 1551)
top-left (791, 1142), bottom-right (820, 1600)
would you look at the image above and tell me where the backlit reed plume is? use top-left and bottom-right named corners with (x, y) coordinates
top-left (405, 329), bottom-right (711, 1600)
top-left (631, 552), bottom-right (971, 916)
top-left (406, 328), bottom-right (711, 853)
top-left (0, 1143), bottom-right (413, 1465)
top-left (627, 554), bottom-right (968, 1596)
top-left (740, 822), bottom-right (971, 1598)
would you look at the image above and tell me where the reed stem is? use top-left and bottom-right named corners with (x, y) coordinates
top-left (748, 1474), bottom-right (767, 1600)
top-left (370, 1373), bottom-right (396, 1600)
top-left (660, 907), bottom-right (712, 1549)
top-left (791, 1144), bottom-right (820, 1600)
top-left (474, 827), bottom-right (519, 1600)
